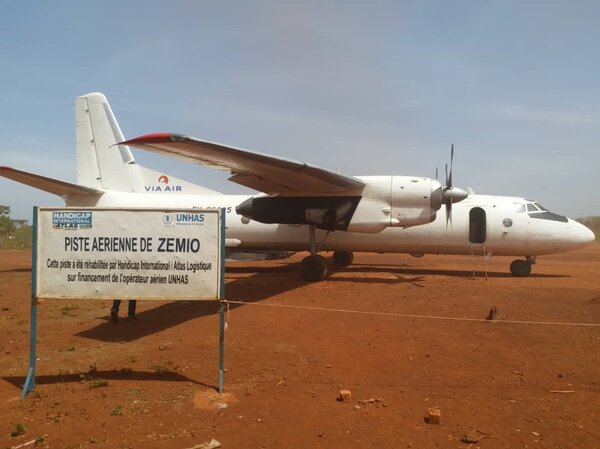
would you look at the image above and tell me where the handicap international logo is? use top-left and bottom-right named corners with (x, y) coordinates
top-left (163, 213), bottom-right (175, 226)
top-left (52, 211), bottom-right (93, 230)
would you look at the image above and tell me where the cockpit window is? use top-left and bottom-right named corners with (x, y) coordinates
top-left (525, 200), bottom-right (568, 222)
top-left (514, 204), bottom-right (526, 213)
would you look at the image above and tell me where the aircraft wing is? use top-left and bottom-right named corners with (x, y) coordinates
top-left (121, 134), bottom-right (365, 195)
top-left (0, 166), bottom-right (104, 197)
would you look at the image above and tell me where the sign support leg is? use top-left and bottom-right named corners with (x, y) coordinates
top-left (21, 297), bottom-right (37, 399)
top-left (22, 207), bottom-right (39, 400)
top-left (218, 301), bottom-right (225, 394)
top-left (218, 208), bottom-right (226, 395)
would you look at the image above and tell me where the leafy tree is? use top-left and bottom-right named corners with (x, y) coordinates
top-left (12, 225), bottom-right (33, 248)
top-left (0, 205), bottom-right (22, 247)
top-left (0, 215), bottom-right (15, 238)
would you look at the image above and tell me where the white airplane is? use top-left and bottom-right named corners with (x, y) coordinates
top-left (0, 93), bottom-right (595, 281)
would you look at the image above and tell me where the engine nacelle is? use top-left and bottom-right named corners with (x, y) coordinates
top-left (235, 176), bottom-right (448, 234)
top-left (347, 176), bottom-right (443, 233)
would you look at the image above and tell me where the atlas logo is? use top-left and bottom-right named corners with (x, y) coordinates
top-left (145, 175), bottom-right (182, 192)
top-left (52, 211), bottom-right (93, 230)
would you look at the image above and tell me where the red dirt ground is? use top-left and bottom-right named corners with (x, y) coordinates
top-left (1, 246), bottom-right (599, 449)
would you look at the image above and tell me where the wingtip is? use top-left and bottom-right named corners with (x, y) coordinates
top-left (120, 133), bottom-right (188, 146)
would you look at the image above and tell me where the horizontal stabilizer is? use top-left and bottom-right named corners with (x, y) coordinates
top-left (0, 166), bottom-right (104, 197)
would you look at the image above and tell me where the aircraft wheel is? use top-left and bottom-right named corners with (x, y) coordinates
top-left (333, 250), bottom-right (354, 267)
top-left (510, 259), bottom-right (532, 277)
top-left (300, 255), bottom-right (328, 281)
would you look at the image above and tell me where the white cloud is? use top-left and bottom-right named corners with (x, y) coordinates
top-left (485, 105), bottom-right (595, 126)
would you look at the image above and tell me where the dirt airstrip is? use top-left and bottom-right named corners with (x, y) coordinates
top-left (1, 246), bottom-right (599, 449)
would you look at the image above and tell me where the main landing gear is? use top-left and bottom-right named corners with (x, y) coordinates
top-left (332, 250), bottom-right (354, 267)
top-left (300, 225), bottom-right (328, 282)
top-left (510, 256), bottom-right (536, 277)
top-left (300, 249), bottom-right (355, 281)
top-left (299, 226), bottom-right (355, 281)
top-left (300, 255), bottom-right (328, 281)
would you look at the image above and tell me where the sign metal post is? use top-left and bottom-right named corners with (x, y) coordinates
top-left (218, 208), bottom-right (226, 394)
top-left (21, 207), bottom-right (39, 399)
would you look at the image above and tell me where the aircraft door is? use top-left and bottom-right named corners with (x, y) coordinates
top-left (469, 207), bottom-right (486, 244)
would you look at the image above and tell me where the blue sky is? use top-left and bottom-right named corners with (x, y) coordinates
top-left (1, 1), bottom-right (599, 220)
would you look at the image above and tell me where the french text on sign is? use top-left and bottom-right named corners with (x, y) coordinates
top-left (36, 208), bottom-right (223, 301)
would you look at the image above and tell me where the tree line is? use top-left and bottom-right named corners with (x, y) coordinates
top-left (0, 206), bottom-right (33, 249)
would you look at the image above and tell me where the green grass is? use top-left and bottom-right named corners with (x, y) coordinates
top-left (61, 304), bottom-right (79, 315)
top-left (10, 423), bottom-right (25, 437)
top-left (151, 361), bottom-right (179, 375)
top-left (89, 379), bottom-right (109, 389)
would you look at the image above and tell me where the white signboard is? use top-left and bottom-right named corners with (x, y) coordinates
top-left (35, 208), bottom-right (223, 300)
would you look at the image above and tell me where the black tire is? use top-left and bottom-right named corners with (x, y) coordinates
top-left (510, 260), bottom-right (532, 277)
top-left (332, 250), bottom-right (354, 267)
top-left (300, 255), bottom-right (328, 281)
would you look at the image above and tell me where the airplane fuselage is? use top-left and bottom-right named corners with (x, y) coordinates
top-left (66, 190), bottom-right (594, 258)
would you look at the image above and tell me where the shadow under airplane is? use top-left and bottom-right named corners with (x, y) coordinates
top-left (74, 256), bottom-right (566, 343)
top-left (338, 263), bottom-right (568, 279)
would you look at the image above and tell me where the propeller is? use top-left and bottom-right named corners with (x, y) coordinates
top-left (442, 144), bottom-right (468, 229)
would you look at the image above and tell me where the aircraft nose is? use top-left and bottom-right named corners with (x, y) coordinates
top-left (571, 220), bottom-right (596, 247)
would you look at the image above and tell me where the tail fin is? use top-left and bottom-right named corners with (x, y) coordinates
top-left (76, 93), bottom-right (221, 195)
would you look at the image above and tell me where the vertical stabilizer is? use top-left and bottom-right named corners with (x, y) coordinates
top-left (76, 92), bottom-right (140, 191)
top-left (75, 93), bottom-right (221, 195)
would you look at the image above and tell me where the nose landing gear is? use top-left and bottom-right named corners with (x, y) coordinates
top-left (510, 256), bottom-right (536, 277)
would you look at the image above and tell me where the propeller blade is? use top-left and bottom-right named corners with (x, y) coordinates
top-left (445, 200), bottom-right (452, 233)
top-left (435, 167), bottom-right (438, 181)
top-left (449, 144), bottom-right (454, 188)
top-left (443, 144), bottom-right (458, 232)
